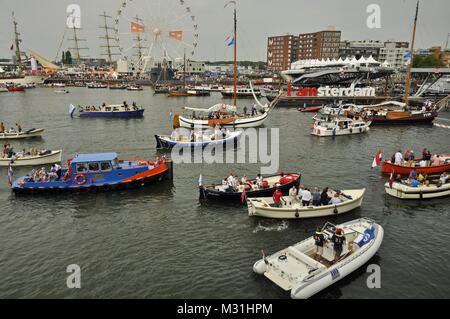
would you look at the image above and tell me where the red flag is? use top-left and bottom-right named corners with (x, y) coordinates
top-left (389, 170), bottom-right (394, 188)
top-left (131, 22), bottom-right (145, 33)
top-left (241, 188), bottom-right (246, 204)
top-left (169, 31), bottom-right (183, 41)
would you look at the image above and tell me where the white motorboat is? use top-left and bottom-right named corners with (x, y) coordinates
top-left (55, 89), bottom-right (69, 94)
top-left (0, 128), bottom-right (44, 140)
top-left (311, 116), bottom-right (371, 137)
top-left (0, 87), bottom-right (9, 93)
top-left (247, 189), bottom-right (365, 219)
top-left (0, 150), bottom-right (62, 167)
top-left (385, 180), bottom-right (450, 199)
top-left (253, 217), bottom-right (383, 299)
top-left (221, 87), bottom-right (261, 98)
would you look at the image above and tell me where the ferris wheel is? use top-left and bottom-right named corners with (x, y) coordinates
top-left (114, 0), bottom-right (199, 73)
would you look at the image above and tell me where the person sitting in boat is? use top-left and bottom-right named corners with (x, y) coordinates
top-left (15, 123), bottom-right (22, 133)
top-left (241, 175), bottom-right (247, 185)
top-left (407, 151), bottom-right (415, 167)
top-left (329, 193), bottom-right (342, 205)
top-left (301, 187), bottom-right (312, 207)
top-left (410, 178), bottom-right (420, 188)
top-left (132, 102), bottom-right (138, 111)
top-left (312, 187), bottom-right (321, 206)
top-left (408, 168), bottom-right (418, 181)
top-left (432, 154), bottom-right (441, 166)
top-left (422, 148), bottom-right (432, 166)
top-left (313, 227), bottom-right (325, 261)
top-left (419, 159), bottom-right (427, 167)
top-left (222, 177), bottom-right (229, 191)
top-left (439, 172), bottom-right (449, 186)
top-left (320, 187), bottom-right (331, 206)
top-left (418, 173), bottom-right (427, 183)
top-left (227, 173), bottom-right (235, 192)
top-left (272, 186), bottom-right (283, 208)
top-left (78, 105), bottom-right (84, 112)
top-left (256, 174), bottom-right (264, 189)
top-left (331, 228), bottom-right (346, 264)
top-left (51, 163), bottom-right (62, 179)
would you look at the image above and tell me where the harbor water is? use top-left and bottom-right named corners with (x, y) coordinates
top-left (0, 87), bottom-right (449, 298)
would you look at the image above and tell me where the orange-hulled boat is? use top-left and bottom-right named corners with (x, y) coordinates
top-left (381, 158), bottom-right (450, 175)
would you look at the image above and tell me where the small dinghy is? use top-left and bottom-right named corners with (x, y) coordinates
top-left (253, 217), bottom-right (383, 299)
top-left (385, 176), bottom-right (450, 199)
top-left (299, 105), bottom-right (321, 112)
top-left (127, 85), bottom-right (143, 91)
top-left (11, 152), bottom-right (173, 194)
top-left (0, 149), bottom-right (62, 167)
top-left (155, 128), bottom-right (242, 149)
top-left (0, 128), bottom-right (44, 140)
top-left (247, 189), bottom-right (365, 219)
top-left (199, 173), bottom-right (301, 201)
top-left (55, 89), bottom-right (69, 94)
top-left (311, 116), bottom-right (371, 137)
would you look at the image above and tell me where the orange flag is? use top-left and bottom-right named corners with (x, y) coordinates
top-left (131, 22), bottom-right (145, 33)
top-left (169, 31), bottom-right (183, 41)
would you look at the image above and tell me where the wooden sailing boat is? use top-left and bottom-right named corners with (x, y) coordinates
top-left (168, 50), bottom-right (191, 97)
top-left (358, 0), bottom-right (438, 124)
top-left (172, 1), bottom-right (277, 129)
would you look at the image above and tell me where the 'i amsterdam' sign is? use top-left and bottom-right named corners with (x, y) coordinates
top-left (286, 84), bottom-right (376, 98)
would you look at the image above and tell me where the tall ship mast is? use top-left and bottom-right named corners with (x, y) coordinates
top-left (404, 0), bottom-right (419, 106)
top-left (132, 15), bottom-right (146, 76)
top-left (99, 12), bottom-right (120, 68)
top-left (68, 20), bottom-right (88, 66)
top-left (12, 12), bottom-right (24, 73)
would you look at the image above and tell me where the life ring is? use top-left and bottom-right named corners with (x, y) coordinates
top-left (74, 174), bottom-right (87, 185)
top-left (278, 254), bottom-right (287, 261)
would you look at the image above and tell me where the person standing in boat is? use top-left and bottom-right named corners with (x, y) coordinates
top-left (256, 174), bottom-right (264, 189)
top-left (0, 122), bottom-right (4, 134)
top-left (289, 185), bottom-right (298, 204)
top-left (312, 187), bottom-right (321, 206)
top-left (313, 227), bottom-right (325, 261)
top-left (272, 186), bottom-right (283, 208)
top-left (243, 105), bottom-right (248, 116)
top-left (320, 187), bottom-right (331, 206)
top-left (331, 228), bottom-right (346, 264)
top-left (301, 187), bottom-right (312, 207)
top-left (394, 150), bottom-right (404, 165)
top-left (251, 104), bottom-right (257, 116)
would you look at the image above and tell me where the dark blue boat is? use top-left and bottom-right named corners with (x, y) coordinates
top-left (77, 104), bottom-right (144, 118)
top-left (11, 152), bottom-right (173, 194)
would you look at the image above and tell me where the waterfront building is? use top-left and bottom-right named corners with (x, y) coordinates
top-left (378, 41), bottom-right (409, 70)
top-left (339, 40), bottom-right (384, 60)
top-left (267, 34), bottom-right (299, 72)
top-left (297, 30), bottom-right (341, 60)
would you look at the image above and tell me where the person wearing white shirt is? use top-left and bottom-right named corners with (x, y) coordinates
top-left (256, 174), bottom-right (263, 188)
top-left (227, 173), bottom-right (235, 190)
top-left (394, 150), bottom-right (403, 165)
top-left (419, 160), bottom-right (427, 167)
top-left (301, 188), bottom-right (312, 206)
top-left (289, 186), bottom-right (298, 204)
top-left (329, 193), bottom-right (342, 205)
top-left (241, 175), bottom-right (247, 185)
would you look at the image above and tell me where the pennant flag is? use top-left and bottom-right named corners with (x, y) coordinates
top-left (371, 150), bottom-right (382, 168)
top-left (389, 170), bottom-right (394, 188)
top-left (8, 163), bottom-right (14, 186)
top-left (131, 21), bottom-right (145, 33)
top-left (169, 31), bottom-right (183, 41)
top-left (241, 188), bottom-right (246, 204)
top-left (198, 174), bottom-right (203, 187)
top-left (404, 50), bottom-right (412, 65)
top-left (69, 104), bottom-right (76, 118)
top-left (225, 34), bottom-right (235, 46)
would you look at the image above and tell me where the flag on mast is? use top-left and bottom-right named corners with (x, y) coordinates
top-left (225, 34), bottom-right (235, 46)
top-left (131, 22), bottom-right (145, 33)
top-left (169, 31), bottom-right (183, 41)
top-left (69, 104), bottom-right (76, 117)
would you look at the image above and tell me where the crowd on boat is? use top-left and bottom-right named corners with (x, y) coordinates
top-left (394, 170), bottom-right (449, 188)
top-left (0, 122), bottom-right (23, 134)
top-left (273, 185), bottom-right (343, 207)
top-left (2, 144), bottom-right (48, 160)
top-left (391, 148), bottom-right (446, 167)
top-left (24, 164), bottom-right (63, 183)
top-left (78, 101), bottom-right (141, 112)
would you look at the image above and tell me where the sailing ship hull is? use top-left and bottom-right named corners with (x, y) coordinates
top-left (221, 91), bottom-right (261, 98)
top-left (155, 132), bottom-right (241, 149)
top-left (381, 160), bottom-right (450, 175)
top-left (178, 112), bottom-right (269, 129)
top-left (0, 75), bottom-right (46, 85)
top-left (367, 111), bottom-right (437, 124)
top-left (79, 110), bottom-right (144, 118)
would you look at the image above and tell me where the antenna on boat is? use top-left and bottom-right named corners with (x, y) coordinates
top-left (99, 11), bottom-right (120, 68)
top-left (404, 0), bottom-right (419, 106)
top-left (225, 1), bottom-right (237, 108)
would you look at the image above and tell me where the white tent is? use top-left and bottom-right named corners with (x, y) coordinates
top-left (0, 66), bottom-right (4, 73)
top-left (366, 55), bottom-right (380, 65)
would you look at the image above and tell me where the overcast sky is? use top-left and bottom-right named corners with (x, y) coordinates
top-left (0, 0), bottom-right (449, 62)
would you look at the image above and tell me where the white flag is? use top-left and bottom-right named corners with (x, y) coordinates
top-left (69, 104), bottom-right (76, 117)
top-left (198, 174), bottom-right (203, 187)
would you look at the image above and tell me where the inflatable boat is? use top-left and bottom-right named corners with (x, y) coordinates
top-left (253, 217), bottom-right (383, 299)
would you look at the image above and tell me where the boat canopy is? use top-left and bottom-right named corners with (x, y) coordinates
top-left (72, 153), bottom-right (118, 163)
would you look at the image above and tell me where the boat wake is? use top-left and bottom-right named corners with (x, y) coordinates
top-left (253, 220), bottom-right (288, 233)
